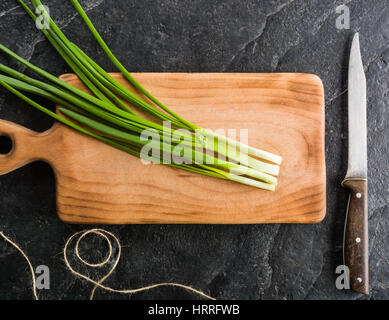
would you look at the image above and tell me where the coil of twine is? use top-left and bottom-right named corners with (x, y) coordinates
top-left (0, 228), bottom-right (215, 300)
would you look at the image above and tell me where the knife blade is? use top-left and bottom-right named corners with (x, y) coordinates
top-left (342, 33), bottom-right (369, 295)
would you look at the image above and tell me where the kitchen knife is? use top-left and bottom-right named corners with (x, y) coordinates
top-left (342, 33), bottom-right (369, 295)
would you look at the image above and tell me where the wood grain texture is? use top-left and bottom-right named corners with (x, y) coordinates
top-left (0, 73), bottom-right (326, 224)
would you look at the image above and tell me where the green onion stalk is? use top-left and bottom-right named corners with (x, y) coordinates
top-left (0, 0), bottom-right (282, 190)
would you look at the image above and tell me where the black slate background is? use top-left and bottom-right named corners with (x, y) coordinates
top-left (0, 0), bottom-right (388, 300)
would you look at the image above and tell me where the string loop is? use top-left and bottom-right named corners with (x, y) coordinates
top-left (1, 228), bottom-right (215, 300)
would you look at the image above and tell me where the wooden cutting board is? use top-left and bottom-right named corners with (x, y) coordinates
top-left (0, 73), bottom-right (326, 224)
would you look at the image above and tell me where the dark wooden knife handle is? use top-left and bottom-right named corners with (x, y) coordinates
top-left (342, 177), bottom-right (369, 294)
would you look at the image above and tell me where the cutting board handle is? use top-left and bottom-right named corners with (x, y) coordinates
top-left (0, 119), bottom-right (53, 175)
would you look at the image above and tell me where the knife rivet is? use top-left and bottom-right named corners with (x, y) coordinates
top-left (356, 237), bottom-right (361, 243)
top-left (357, 277), bottom-right (363, 283)
top-left (356, 193), bottom-right (362, 198)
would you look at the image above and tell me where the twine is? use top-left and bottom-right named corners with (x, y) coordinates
top-left (0, 231), bottom-right (38, 300)
top-left (1, 228), bottom-right (215, 300)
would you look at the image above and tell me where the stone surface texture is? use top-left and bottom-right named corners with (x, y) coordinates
top-left (0, 0), bottom-right (388, 300)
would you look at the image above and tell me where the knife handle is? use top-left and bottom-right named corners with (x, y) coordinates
top-left (342, 177), bottom-right (369, 294)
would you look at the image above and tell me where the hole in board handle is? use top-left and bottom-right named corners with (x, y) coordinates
top-left (0, 135), bottom-right (13, 155)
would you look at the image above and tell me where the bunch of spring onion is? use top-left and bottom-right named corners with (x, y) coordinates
top-left (0, 0), bottom-right (282, 190)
